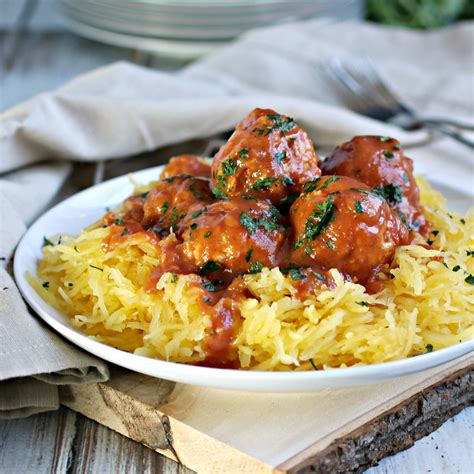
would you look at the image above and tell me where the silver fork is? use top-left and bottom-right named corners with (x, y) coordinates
top-left (326, 58), bottom-right (474, 149)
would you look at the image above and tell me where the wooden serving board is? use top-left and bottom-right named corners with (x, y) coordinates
top-left (59, 354), bottom-right (473, 473)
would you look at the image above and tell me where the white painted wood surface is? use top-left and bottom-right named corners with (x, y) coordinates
top-left (0, 16), bottom-right (472, 473)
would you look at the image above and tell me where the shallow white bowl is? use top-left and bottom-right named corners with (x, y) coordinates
top-left (14, 164), bottom-right (473, 392)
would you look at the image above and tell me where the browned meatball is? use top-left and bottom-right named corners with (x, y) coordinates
top-left (160, 155), bottom-right (212, 180)
top-left (290, 176), bottom-right (410, 284)
top-left (211, 108), bottom-right (321, 205)
top-left (180, 197), bottom-right (288, 281)
top-left (142, 175), bottom-right (214, 233)
top-left (321, 136), bottom-right (428, 236)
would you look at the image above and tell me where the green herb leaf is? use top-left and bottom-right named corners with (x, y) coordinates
top-left (245, 248), bottom-right (253, 262)
top-left (239, 148), bottom-right (249, 158)
top-left (89, 265), bottom-right (103, 272)
top-left (393, 144), bottom-right (401, 150)
top-left (140, 191), bottom-right (149, 198)
top-left (466, 250), bottom-right (474, 257)
top-left (204, 231), bottom-right (212, 238)
top-left (282, 176), bottom-right (295, 186)
top-left (114, 218), bottom-right (124, 225)
top-left (161, 201), bottom-right (169, 213)
top-left (379, 136), bottom-right (391, 142)
top-left (190, 209), bottom-right (203, 219)
top-left (319, 176), bottom-right (340, 191)
top-left (249, 262), bottom-right (263, 274)
top-left (460, 218), bottom-right (466, 224)
top-left (251, 177), bottom-right (278, 190)
top-left (42, 237), bottom-right (54, 247)
top-left (200, 280), bottom-right (216, 292)
top-left (432, 230), bottom-right (439, 236)
top-left (240, 212), bottom-right (258, 235)
top-left (426, 343), bottom-right (433, 352)
top-left (355, 200), bottom-right (364, 214)
top-left (275, 151), bottom-right (286, 164)
top-left (356, 301), bottom-right (368, 307)
top-left (326, 241), bottom-right (334, 249)
top-left (42, 281), bottom-right (50, 289)
top-left (384, 151), bottom-right (394, 160)
top-left (395, 210), bottom-right (413, 230)
top-left (171, 272), bottom-right (178, 283)
top-left (199, 260), bottom-right (222, 275)
top-left (310, 269), bottom-right (326, 281)
top-left (121, 227), bottom-right (129, 236)
top-left (211, 186), bottom-right (226, 198)
top-left (190, 223), bottom-right (198, 230)
top-left (465, 274), bottom-right (474, 285)
top-left (373, 184), bottom-right (403, 204)
top-left (222, 158), bottom-right (237, 176)
top-left (452, 265), bottom-right (461, 272)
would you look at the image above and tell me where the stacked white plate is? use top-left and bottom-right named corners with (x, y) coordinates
top-left (57, 0), bottom-right (358, 58)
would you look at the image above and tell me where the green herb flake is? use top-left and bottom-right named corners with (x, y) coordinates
top-left (426, 344), bottom-right (434, 353)
top-left (114, 218), bottom-right (124, 225)
top-left (89, 265), bottom-right (103, 272)
top-left (200, 280), bottom-right (216, 292)
top-left (319, 176), bottom-right (340, 191)
top-left (402, 172), bottom-right (410, 183)
top-left (190, 209), bottom-right (203, 219)
top-left (384, 151), bottom-right (394, 160)
top-left (74, 245), bottom-right (79, 253)
top-left (164, 177), bottom-right (175, 183)
top-left (282, 176), bottom-right (295, 186)
top-left (249, 262), bottom-right (263, 274)
top-left (267, 114), bottom-right (295, 133)
top-left (68, 283), bottom-right (73, 287)
top-left (274, 151), bottom-right (287, 164)
top-left (432, 230), bottom-right (439, 236)
top-left (222, 158), bottom-right (237, 176)
top-left (212, 186), bottom-right (226, 198)
top-left (199, 260), bottom-right (222, 276)
top-left (42, 281), bottom-right (50, 289)
top-left (395, 210), bottom-right (413, 230)
top-left (465, 274), bottom-right (474, 285)
top-left (204, 231), bottom-right (212, 238)
top-left (452, 265), bottom-right (461, 272)
top-left (466, 250), bottom-right (474, 257)
top-left (190, 223), bottom-right (198, 230)
top-left (393, 144), bottom-right (401, 150)
top-left (121, 227), bottom-right (129, 236)
top-left (161, 201), bottom-right (169, 214)
top-left (309, 359), bottom-right (318, 370)
top-left (251, 177), bottom-right (278, 190)
top-left (238, 148), bottom-right (249, 158)
top-left (171, 273), bottom-right (178, 283)
top-left (245, 248), bottom-right (253, 262)
top-left (240, 212), bottom-right (258, 235)
top-left (326, 241), bottom-right (334, 249)
top-left (252, 127), bottom-right (265, 136)
top-left (373, 184), bottom-right (403, 204)
top-left (355, 200), bottom-right (364, 214)
top-left (426, 239), bottom-right (434, 245)
top-left (460, 218), bottom-right (466, 224)
top-left (140, 191), bottom-right (149, 199)
top-left (379, 136), bottom-right (391, 142)
top-left (310, 269), bottom-right (326, 281)
top-left (203, 296), bottom-right (211, 303)
top-left (288, 268), bottom-right (307, 281)
top-left (356, 301), bottom-right (368, 307)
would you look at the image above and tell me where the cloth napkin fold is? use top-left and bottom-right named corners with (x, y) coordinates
top-left (1, 19), bottom-right (473, 419)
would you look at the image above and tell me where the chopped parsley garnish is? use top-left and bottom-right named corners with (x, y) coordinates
top-left (189, 182), bottom-right (206, 201)
top-left (373, 184), bottom-right (403, 204)
top-left (442, 261), bottom-right (449, 268)
top-left (190, 209), bottom-right (203, 219)
top-left (384, 151), bottom-right (394, 160)
top-left (326, 241), bottom-right (334, 249)
top-left (240, 212), bottom-right (280, 235)
top-left (393, 144), bottom-right (401, 150)
top-left (252, 127), bottom-right (266, 135)
top-left (282, 176), bottom-right (295, 186)
top-left (295, 195), bottom-right (336, 249)
top-left (161, 201), bottom-right (169, 213)
top-left (121, 227), bottom-right (129, 235)
top-left (282, 267), bottom-right (307, 281)
top-left (402, 172), bottom-right (410, 183)
top-left (309, 359), bottom-right (318, 370)
top-left (217, 175), bottom-right (227, 189)
top-left (460, 218), bottom-right (466, 224)
top-left (140, 191), bottom-right (149, 198)
top-left (426, 344), bottom-right (434, 352)
top-left (200, 280), bottom-right (216, 292)
top-left (190, 223), bottom-right (198, 230)
top-left (42, 281), bottom-right (50, 289)
top-left (356, 301), bottom-right (368, 307)
top-left (211, 186), bottom-right (226, 198)
top-left (74, 245), bottom-right (79, 253)
top-left (249, 262), bottom-right (263, 274)
top-left (426, 239), bottom-right (434, 245)
top-left (164, 177), bottom-right (174, 183)
top-left (171, 272), bottom-right (178, 283)
top-left (42, 237), bottom-right (54, 247)
top-left (89, 265), bottom-right (103, 271)
top-left (251, 177), bottom-right (278, 190)
top-left (355, 200), bottom-right (364, 214)
top-left (240, 213), bottom-right (258, 234)
top-left (203, 296), bottom-right (211, 303)
top-left (302, 178), bottom-right (320, 194)
top-left (274, 151), bottom-right (287, 164)
top-left (198, 260), bottom-right (221, 275)
top-left (350, 187), bottom-right (384, 200)
top-left (170, 207), bottom-right (179, 224)
top-left (204, 231), bottom-right (212, 238)
top-left (452, 265), bottom-right (461, 272)
top-left (245, 248), bottom-right (253, 262)
top-left (267, 114), bottom-right (295, 133)
top-left (310, 269), bottom-right (326, 281)
top-left (239, 148), bottom-right (249, 158)
top-left (114, 218), bottom-right (124, 225)
top-left (432, 230), bottom-right (439, 236)
top-left (319, 176), bottom-right (340, 191)
top-left (379, 136), bottom-right (391, 142)
top-left (395, 210), bottom-right (413, 230)
top-left (465, 274), bottom-right (474, 285)
top-left (222, 158), bottom-right (237, 176)
top-left (68, 283), bottom-right (73, 287)
top-left (467, 250), bottom-right (474, 257)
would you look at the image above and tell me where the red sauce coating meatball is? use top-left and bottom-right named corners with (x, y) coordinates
top-left (142, 175), bottom-right (214, 233)
top-left (160, 155), bottom-right (212, 180)
top-left (211, 108), bottom-right (321, 205)
top-left (321, 136), bottom-right (428, 236)
top-left (290, 176), bottom-right (411, 284)
top-left (180, 197), bottom-right (288, 282)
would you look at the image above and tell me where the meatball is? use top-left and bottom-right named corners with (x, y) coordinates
top-left (211, 108), bottom-right (321, 205)
top-left (142, 175), bottom-right (214, 233)
top-left (160, 155), bottom-right (212, 180)
top-left (180, 197), bottom-right (288, 280)
top-left (290, 176), bottom-right (410, 283)
top-left (321, 135), bottom-right (428, 235)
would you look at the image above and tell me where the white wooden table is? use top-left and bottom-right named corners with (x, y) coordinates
top-left (1, 4), bottom-right (472, 472)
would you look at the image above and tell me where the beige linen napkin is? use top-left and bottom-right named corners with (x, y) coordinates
top-left (1, 19), bottom-right (473, 419)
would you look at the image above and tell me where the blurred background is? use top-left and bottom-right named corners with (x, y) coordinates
top-left (1, 0), bottom-right (473, 112)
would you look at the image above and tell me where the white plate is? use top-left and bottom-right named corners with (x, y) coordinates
top-left (14, 164), bottom-right (474, 392)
